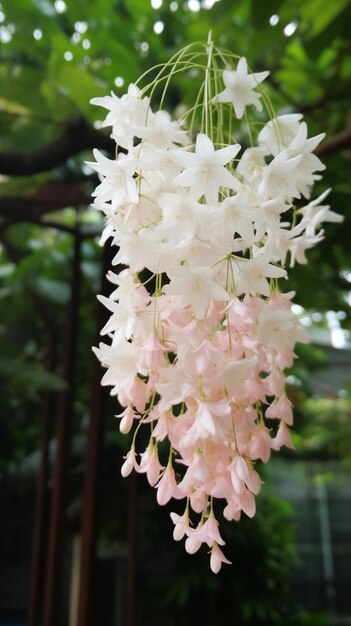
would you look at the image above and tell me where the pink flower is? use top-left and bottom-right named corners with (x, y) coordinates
top-left (248, 423), bottom-right (272, 462)
top-left (116, 406), bottom-right (137, 434)
top-left (138, 442), bottom-right (164, 486)
top-left (272, 421), bottom-right (295, 450)
top-left (185, 535), bottom-right (202, 554)
top-left (266, 393), bottom-right (293, 425)
top-left (192, 516), bottom-right (225, 547)
top-left (210, 543), bottom-right (232, 574)
top-left (156, 464), bottom-right (181, 505)
top-left (121, 448), bottom-right (138, 478)
top-left (170, 510), bottom-right (190, 541)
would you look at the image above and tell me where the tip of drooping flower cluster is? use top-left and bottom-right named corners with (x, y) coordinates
top-left (170, 510), bottom-right (232, 573)
top-left (210, 543), bottom-right (232, 574)
top-left (89, 39), bottom-right (339, 572)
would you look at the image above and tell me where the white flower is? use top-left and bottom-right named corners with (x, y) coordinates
top-left (258, 114), bottom-right (303, 155)
top-left (97, 295), bottom-right (138, 341)
top-left (253, 192), bottom-right (291, 239)
top-left (288, 231), bottom-right (325, 267)
top-left (172, 133), bottom-right (241, 205)
top-left (298, 189), bottom-right (343, 236)
top-left (285, 122), bottom-right (326, 199)
top-left (87, 149), bottom-right (138, 209)
top-left (136, 143), bottom-right (182, 182)
top-left (257, 304), bottom-right (308, 352)
top-left (93, 339), bottom-right (146, 392)
top-left (112, 224), bottom-right (169, 273)
top-left (259, 118), bottom-right (326, 199)
top-left (263, 221), bottom-right (305, 265)
top-left (163, 265), bottom-right (229, 319)
top-left (257, 150), bottom-right (302, 201)
top-left (234, 255), bottom-right (287, 296)
top-left (157, 189), bottom-right (212, 246)
top-left (91, 83), bottom-right (149, 149)
top-left (212, 57), bottom-right (269, 119)
top-left (132, 110), bottom-right (188, 148)
top-left (236, 146), bottom-right (267, 192)
top-left (215, 193), bottom-right (256, 246)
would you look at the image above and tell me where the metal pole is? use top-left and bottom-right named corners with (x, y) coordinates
top-left (125, 472), bottom-right (138, 626)
top-left (76, 245), bottom-right (112, 626)
top-left (27, 372), bottom-right (56, 626)
top-left (42, 233), bottom-right (81, 626)
top-left (316, 479), bottom-right (337, 619)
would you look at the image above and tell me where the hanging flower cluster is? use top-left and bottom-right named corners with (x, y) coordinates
top-left (89, 41), bottom-right (341, 573)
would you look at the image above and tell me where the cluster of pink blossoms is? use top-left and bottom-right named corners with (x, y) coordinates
top-left (89, 48), bottom-right (341, 573)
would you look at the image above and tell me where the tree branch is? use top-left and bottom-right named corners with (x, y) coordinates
top-left (315, 127), bottom-right (351, 158)
top-left (0, 182), bottom-right (90, 222)
top-left (0, 112), bottom-right (350, 178)
top-left (0, 115), bottom-right (115, 176)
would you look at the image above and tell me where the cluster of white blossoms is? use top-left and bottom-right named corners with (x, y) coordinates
top-left (89, 42), bottom-right (341, 573)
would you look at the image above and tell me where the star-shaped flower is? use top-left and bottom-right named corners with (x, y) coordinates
top-left (86, 149), bottom-right (138, 209)
top-left (172, 133), bottom-right (241, 205)
top-left (212, 57), bottom-right (269, 119)
top-left (163, 265), bottom-right (229, 319)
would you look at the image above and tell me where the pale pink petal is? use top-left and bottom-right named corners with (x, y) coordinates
top-left (210, 543), bottom-right (231, 574)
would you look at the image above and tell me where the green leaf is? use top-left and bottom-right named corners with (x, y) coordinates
top-left (280, 0), bottom-right (351, 38)
top-left (53, 62), bottom-right (107, 117)
top-left (33, 276), bottom-right (70, 304)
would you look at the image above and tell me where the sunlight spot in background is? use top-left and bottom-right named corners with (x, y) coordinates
top-left (0, 10), bottom-right (5, 22)
top-left (326, 311), bottom-right (348, 349)
top-left (64, 50), bottom-right (73, 61)
top-left (54, 0), bottom-right (67, 14)
top-left (203, 0), bottom-right (221, 7)
top-left (331, 328), bottom-right (347, 349)
top-left (188, 0), bottom-right (201, 11)
top-left (336, 311), bottom-right (347, 321)
top-left (170, 2), bottom-right (178, 12)
top-left (292, 303), bottom-right (304, 315)
top-left (33, 28), bottom-right (43, 40)
top-left (187, 0), bottom-right (222, 9)
top-left (71, 32), bottom-right (81, 43)
top-left (269, 14), bottom-right (279, 26)
top-left (311, 312), bottom-right (322, 322)
top-left (138, 41), bottom-right (149, 56)
top-left (82, 38), bottom-right (91, 49)
top-left (284, 21), bottom-right (298, 37)
top-left (114, 76), bottom-right (125, 87)
top-left (292, 304), bottom-right (350, 348)
top-left (75, 21), bottom-right (88, 33)
top-left (151, 0), bottom-right (163, 8)
top-left (153, 20), bottom-right (164, 34)
top-left (0, 25), bottom-right (12, 43)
